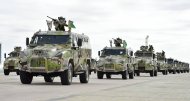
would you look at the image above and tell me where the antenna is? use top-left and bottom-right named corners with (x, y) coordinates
top-left (145, 35), bottom-right (149, 46)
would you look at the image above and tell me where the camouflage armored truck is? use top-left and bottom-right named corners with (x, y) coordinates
top-left (179, 62), bottom-right (188, 73)
top-left (184, 63), bottom-right (189, 73)
top-left (97, 38), bottom-right (134, 79)
top-left (3, 47), bottom-right (22, 75)
top-left (134, 45), bottom-right (157, 77)
top-left (19, 17), bottom-right (91, 85)
top-left (156, 51), bottom-right (168, 75)
top-left (174, 60), bottom-right (180, 73)
top-left (166, 58), bottom-right (176, 74)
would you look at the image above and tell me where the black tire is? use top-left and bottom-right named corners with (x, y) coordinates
top-left (173, 70), bottom-right (176, 74)
top-left (122, 70), bottom-right (128, 80)
top-left (129, 72), bottom-right (134, 79)
top-left (20, 71), bottom-right (33, 84)
top-left (16, 70), bottom-right (20, 75)
top-left (97, 71), bottom-right (104, 79)
top-left (60, 63), bottom-right (73, 85)
top-left (136, 72), bottom-right (140, 76)
top-left (166, 70), bottom-right (168, 75)
top-left (44, 76), bottom-right (54, 82)
top-left (135, 71), bottom-right (140, 76)
top-left (80, 64), bottom-right (90, 83)
top-left (177, 70), bottom-right (180, 74)
top-left (154, 70), bottom-right (157, 76)
top-left (150, 70), bottom-right (154, 77)
top-left (168, 70), bottom-right (171, 73)
top-left (106, 74), bottom-right (111, 79)
top-left (162, 70), bottom-right (165, 75)
top-left (4, 69), bottom-right (10, 75)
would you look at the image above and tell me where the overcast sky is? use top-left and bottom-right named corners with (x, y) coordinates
top-left (0, 0), bottom-right (190, 68)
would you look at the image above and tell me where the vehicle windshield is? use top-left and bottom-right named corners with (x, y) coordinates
top-left (135, 52), bottom-right (152, 57)
top-left (101, 49), bottom-right (126, 56)
top-left (9, 52), bottom-right (19, 57)
top-left (167, 59), bottom-right (173, 64)
top-left (30, 35), bottom-right (70, 45)
top-left (135, 52), bottom-right (143, 57)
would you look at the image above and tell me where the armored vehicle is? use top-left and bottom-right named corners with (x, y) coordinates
top-left (156, 51), bottom-right (168, 75)
top-left (174, 60), bottom-right (180, 73)
top-left (97, 38), bottom-right (134, 79)
top-left (3, 47), bottom-right (21, 75)
top-left (180, 62), bottom-right (188, 73)
top-left (134, 45), bottom-right (157, 77)
top-left (166, 58), bottom-right (176, 74)
top-left (184, 63), bottom-right (189, 73)
top-left (19, 17), bottom-right (91, 85)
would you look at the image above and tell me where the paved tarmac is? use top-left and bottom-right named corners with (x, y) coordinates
top-left (0, 72), bottom-right (190, 101)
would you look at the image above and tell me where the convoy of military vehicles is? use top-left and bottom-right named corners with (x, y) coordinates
top-left (2, 16), bottom-right (190, 85)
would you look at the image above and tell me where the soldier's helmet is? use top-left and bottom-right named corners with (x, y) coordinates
top-left (58, 16), bottom-right (65, 21)
top-left (58, 16), bottom-right (66, 24)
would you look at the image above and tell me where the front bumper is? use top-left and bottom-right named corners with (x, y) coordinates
top-left (98, 63), bottom-right (126, 72)
top-left (20, 57), bottom-right (65, 73)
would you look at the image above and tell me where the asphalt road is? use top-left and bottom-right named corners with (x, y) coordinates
top-left (0, 72), bottom-right (190, 101)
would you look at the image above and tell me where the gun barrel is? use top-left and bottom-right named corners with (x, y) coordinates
top-left (47, 16), bottom-right (56, 21)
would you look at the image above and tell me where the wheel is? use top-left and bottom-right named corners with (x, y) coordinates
top-left (60, 63), bottom-right (73, 85)
top-left (129, 72), bottom-right (134, 79)
top-left (4, 69), bottom-right (10, 75)
top-left (80, 64), bottom-right (90, 83)
top-left (106, 74), bottom-right (111, 79)
top-left (154, 70), bottom-right (157, 76)
top-left (20, 71), bottom-right (33, 84)
top-left (168, 70), bottom-right (171, 73)
top-left (97, 71), bottom-right (104, 79)
top-left (173, 70), bottom-right (176, 74)
top-left (122, 70), bottom-right (128, 80)
top-left (162, 70), bottom-right (165, 75)
top-left (150, 70), bottom-right (154, 77)
top-left (166, 70), bottom-right (168, 75)
top-left (16, 70), bottom-right (20, 75)
top-left (44, 76), bottom-right (54, 82)
top-left (136, 71), bottom-right (140, 76)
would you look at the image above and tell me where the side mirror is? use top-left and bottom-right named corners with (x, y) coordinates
top-left (77, 39), bottom-right (82, 47)
top-left (130, 51), bottom-right (133, 56)
top-left (98, 51), bottom-right (100, 56)
top-left (4, 53), bottom-right (6, 58)
top-left (26, 37), bottom-right (29, 46)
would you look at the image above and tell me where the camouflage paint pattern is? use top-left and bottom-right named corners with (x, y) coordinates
top-left (3, 47), bottom-right (21, 71)
top-left (19, 31), bottom-right (91, 73)
top-left (97, 47), bottom-right (134, 73)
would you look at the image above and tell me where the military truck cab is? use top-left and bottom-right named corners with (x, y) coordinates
top-left (166, 58), bottom-right (176, 74)
top-left (156, 51), bottom-right (168, 75)
top-left (174, 60), bottom-right (182, 73)
top-left (19, 31), bottom-right (91, 85)
top-left (134, 45), bottom-right (157, 77)
top-left (3, 47), bottom-right (21, 75)
top-left (97, 38), bottom-right (134, 80)
top-left (184, 63), bottom-right (189, 73)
